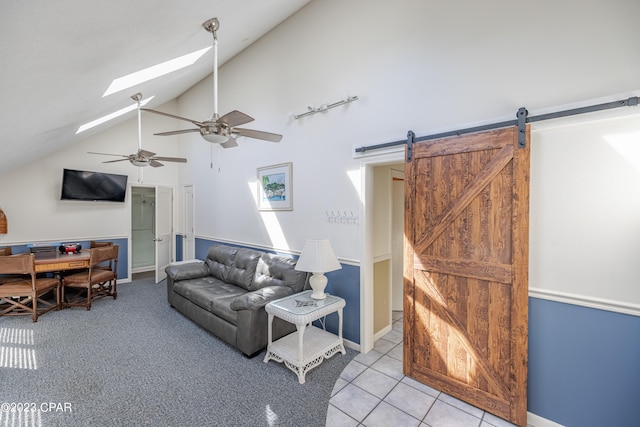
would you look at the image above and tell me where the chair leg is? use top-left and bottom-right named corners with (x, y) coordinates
top-left (86, 286), bottom-right (91, 311)
top-left (56, 284), bottom-right (61, 310)
top-left (31, 294), bottom-right (38, 323)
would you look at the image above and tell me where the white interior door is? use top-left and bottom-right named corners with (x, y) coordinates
top-left (155, 186), bottom-right (173, 283)
top-left (183, 184), bottom-right (195, 260)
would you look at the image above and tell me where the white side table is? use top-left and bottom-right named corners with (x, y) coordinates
top-left (263, 290), bottom-right (346, 384)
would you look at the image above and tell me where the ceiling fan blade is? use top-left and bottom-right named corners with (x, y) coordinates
top-left (154, 129), bottom-right (201, 136)
top-left (149, 160), bottom-right (164, 168)
top-left (88, 151), bottom-right (129, 158)
top-left (103, 158), bottom-right (130, 164)
top-left (137, 149), bottom-right (156, 158)
top-left (218, 110), bottom-right (254, 127)
top-left (220, 138), bottom-right (239, 149)
top-left (233, 128), bottom-right (283, 142)
top-left (142, 108), bottom-right (205, 127)
top-left (153, 156), bottom-right (188, 163)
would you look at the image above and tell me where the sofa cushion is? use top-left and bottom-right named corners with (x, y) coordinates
top-left (205, 245), bottom-right (237, 282)
top-left (250, 253), bottom-right (307, 293)
top-left (226, 248), bottom-right (262, 291)
top-left (173, 277), bottom-right (247, 325)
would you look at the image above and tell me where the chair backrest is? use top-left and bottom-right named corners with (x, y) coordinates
top-left (0, 246), bottom-right (12, 256)
top-left (90, 245), bottom-right (118, 273)
top-left (90, 241), bottom-right (113, 248)
top-left (0, 253), bottom-right (34, 275)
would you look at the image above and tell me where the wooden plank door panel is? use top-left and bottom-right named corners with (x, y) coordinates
top-left (404, 126), bottom-right (529, 426)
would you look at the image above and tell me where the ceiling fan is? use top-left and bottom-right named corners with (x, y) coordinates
top-left (141, 17), bottom-right (282, 148)
top-left (88, 93), bottom-right (188, 167)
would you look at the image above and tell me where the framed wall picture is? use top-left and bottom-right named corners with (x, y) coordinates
top-left (257, 162), bottom-right (293, 211)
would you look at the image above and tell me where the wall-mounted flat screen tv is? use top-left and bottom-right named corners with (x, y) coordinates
top-left (61, 168), bottom-right (128, 202)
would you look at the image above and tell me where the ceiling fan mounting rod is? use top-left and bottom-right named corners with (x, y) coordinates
top-left (132, 92), bottom-right (143, 151)
top-left (203, 18), bottom-right (220, 120)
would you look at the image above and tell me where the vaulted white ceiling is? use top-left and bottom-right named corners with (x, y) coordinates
top-left (0, 0), bottom-right (310, 173)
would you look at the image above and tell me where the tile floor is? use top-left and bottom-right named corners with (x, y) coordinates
top-left (327, 311), bottom-right (530, 427)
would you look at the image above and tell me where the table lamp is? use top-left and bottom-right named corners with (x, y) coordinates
top-left (295, 239), bottom-right (342, 300)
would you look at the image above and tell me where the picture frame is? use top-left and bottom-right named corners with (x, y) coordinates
top-left (257, 162), bottom-right (293, 211)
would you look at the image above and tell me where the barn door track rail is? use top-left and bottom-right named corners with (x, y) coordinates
top-left (354, 96), bottom-right (639, 161)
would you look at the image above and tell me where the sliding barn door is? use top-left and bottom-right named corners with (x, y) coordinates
top-left (403, 126), bottom-right (530, 426)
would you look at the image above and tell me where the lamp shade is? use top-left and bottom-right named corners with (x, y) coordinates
top-left (295, 239), bottom-right (341, 273)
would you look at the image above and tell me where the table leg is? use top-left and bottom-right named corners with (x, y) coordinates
top-left (295, 323), bottom-right (308, 383)
top-left (267, 313), bottom-right (274, 346)
top-left (338, 308), bottom-right (346, 354)
top-left (263, 313), bottom-right (275, 363)
top-left (296, 323), bottom-right (306, 364)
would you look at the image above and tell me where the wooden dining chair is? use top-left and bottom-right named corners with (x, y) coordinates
top-left (90, 241), bottom-right (114, 270)
top-left (0, 253), bottom-right (60, 322)
top-left (0, 246), bottom-right (22, 285)
top-left (62, 245), bottom-right (118, 310)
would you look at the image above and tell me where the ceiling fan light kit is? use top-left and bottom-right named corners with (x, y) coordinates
top-left (142, 17), bottom-right (283, 147)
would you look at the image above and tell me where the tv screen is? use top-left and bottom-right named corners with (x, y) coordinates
top-left (61, 169), bottom-right (128, 202)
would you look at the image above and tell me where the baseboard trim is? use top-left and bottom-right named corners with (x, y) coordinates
top-left (527, 411), bottom-right (565, 427)
top-left (373, 324), bottom-right (392, 341)
top-left (529, 287), bottom-right (640, 317)
top-left (343, 338), bottom-right (359, 352)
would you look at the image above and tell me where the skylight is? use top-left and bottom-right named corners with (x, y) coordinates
top-left (102, 47), bottom-right (211, 97)
top-left (76, 96), bottom-right (154, 134)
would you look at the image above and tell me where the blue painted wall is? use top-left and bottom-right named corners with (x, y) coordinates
top-left (175, 235), bottom-right (183, 262)
top-left (528, 297), bottom-right (640, 427)
top-left (195, 237), bottom-right (361, 344)
top-left (7, 238), bottom-right (129, 281)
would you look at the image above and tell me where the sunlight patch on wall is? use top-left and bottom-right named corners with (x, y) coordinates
top-left (0, 328), bottom-right (37, 370)
top-left (347, 169), bottom-right (362, 202)
top-left (248, 181), bottom-right (290, 251)
top-left (604, 130), bottom-right (640, 172)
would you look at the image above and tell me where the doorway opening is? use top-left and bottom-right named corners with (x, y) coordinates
top-left (131, 186), bottom-right (156, 274)
top-left (371, 163), bottom-right (405, 343)
top-left (359, 148), bottom-right (405, 354)
top-left (129, 184), bottom-right (174, 283)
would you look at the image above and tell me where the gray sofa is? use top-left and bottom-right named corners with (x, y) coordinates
top-left (165, 244), bottom-right (307, 357)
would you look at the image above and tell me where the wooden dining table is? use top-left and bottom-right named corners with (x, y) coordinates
top-left (33, 250), bottom-right (90, 273)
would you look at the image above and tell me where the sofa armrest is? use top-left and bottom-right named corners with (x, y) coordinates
top-left (230, 286), bottom-right (294, 311)
top-left (165, 261), bottom-right (210, 281)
